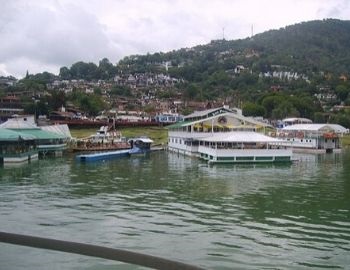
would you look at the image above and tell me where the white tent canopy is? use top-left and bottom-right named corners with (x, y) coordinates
top-left (282, 124), bottom-right (348, 134)
top-left (199, 131), bottom-right (282, 143)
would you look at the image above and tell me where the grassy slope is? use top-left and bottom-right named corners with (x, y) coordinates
top-left (70, 126), bottom-right (168, 145)
top-left (341, 134), bottom-right (350, 147)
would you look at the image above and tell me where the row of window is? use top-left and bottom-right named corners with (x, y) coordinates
top-left (286, 138), bottom-right (313, 143)
top-left (169, 138), bottom-right (183, 144)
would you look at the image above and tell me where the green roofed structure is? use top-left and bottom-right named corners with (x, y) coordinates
top-left (0, 116), bottom-right (70, 157)
top-left (0, 128), bottom-right (38, 165)
top-left (8, 128), bottom-right (68, 156)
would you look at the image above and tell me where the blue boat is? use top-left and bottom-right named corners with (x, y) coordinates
top-left (76, 149), bottom-right (130, 162)
top-left (76, 137), bottom-right (154, 162)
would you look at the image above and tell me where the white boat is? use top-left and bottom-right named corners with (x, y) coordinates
top-left (72, 126), bottom-right (129, 152)
top-left (88, 126), bottom-right (124, 143)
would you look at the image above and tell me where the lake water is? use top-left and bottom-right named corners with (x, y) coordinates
top-left (0, 150), bottom-right (350, 269)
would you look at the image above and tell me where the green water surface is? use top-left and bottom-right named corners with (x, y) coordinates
top-left (0, 151), bottom-right (349, 269)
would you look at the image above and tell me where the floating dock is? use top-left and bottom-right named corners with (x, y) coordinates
top-left (76, 149), bottom-right (130, 162)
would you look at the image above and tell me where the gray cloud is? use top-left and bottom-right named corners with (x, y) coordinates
top-left (317, 0), bottom-right (350, 18)
top-left (0, 0), bottom-right (348, 78)
top-left (0, 1), bottom-right (117, 77)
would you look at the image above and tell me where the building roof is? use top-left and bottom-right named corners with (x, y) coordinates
top-left (184, 107), bottom-right (235, 120)
top-left (0, 117), bottom-right (72, 139)
top-left (283, 117), bottom-right (313, 123)
top-left (282, 124), bottom-right (348, 133)
top-left (41, 124), bottom-right (72, 139)
top-left (0, 128), bottom-right (36, 141)
top-left (0, 118), bottom-right (37, 129)
top-left (199, 132), bottom-right (281, 143)
top-left (50, 111), bottom-right (75, 117)
top-left (10, 128), bottom-right (67, 140)
top-left (167, 112), bottom-right (271, 129)
top-left (166, 121), bottom-right (193, 129)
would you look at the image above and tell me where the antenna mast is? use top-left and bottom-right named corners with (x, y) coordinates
top-left (222, 27), bottom-right (225, 40)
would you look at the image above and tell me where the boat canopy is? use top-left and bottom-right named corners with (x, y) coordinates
top-left (128, 137), bottom-right (154, 143)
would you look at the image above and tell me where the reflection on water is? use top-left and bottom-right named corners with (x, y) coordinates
top-left (0, 151), bottom-right (350, 269)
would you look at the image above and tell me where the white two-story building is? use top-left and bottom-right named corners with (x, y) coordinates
top-left (167, 107), bottom-right (292, 164)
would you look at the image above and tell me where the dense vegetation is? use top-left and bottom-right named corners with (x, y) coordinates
top-left (2, 19), bottom-right (350, 127)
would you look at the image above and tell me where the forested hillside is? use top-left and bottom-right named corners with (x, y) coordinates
top-left (2, 19), bottom-right (350, 127)
top-left (116, 19), bottom-right (350, 98)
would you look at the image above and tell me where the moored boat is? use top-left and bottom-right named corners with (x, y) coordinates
top-left (128, 137), bottom-right (154, 155)
top-left (76, 136), bottom-right (155, 162)
top-left (71, 126), bottom-right (129, 152)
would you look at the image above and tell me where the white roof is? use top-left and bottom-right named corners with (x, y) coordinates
top-left (184, 107), bottom-right (223, 119)
top-left (41, 124), bottom-right (72, 139)
top-left (283, 117), bottom-right (312, 123)
top-left (184, 107), bottom-right (240, 119)
top-left (179, 112), bottom-right (271, 128)
top-left (282, 124), bottom-right (348, 133)
top-left (199, 132), bottom-right (281, 143)
top-left (0, 118), bottom-right (37, 129)
top-left (129, 137), bottom-right (154, 143)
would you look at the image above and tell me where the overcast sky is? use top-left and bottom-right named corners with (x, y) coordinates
top-left (0, 0), bottom-right (349, 78)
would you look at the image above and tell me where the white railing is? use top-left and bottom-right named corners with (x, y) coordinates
top-left (198, 146), bottom-right (292, 158)
top-left (169, 131), bottom-right (213, 139)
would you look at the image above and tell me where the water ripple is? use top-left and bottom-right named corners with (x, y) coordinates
top-left (1, 152), bottom-right (350, 269)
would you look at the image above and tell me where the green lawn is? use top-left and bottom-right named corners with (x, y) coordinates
top-left (70, 128), bottom-right (97, 139)
top-left (70, 126), bottom-right (168, 145)
top-left (341, 134), bottom-right (350, 147)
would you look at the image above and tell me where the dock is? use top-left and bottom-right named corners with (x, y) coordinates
top-left (76, 147), bottom-right (165, 162)
top-left (76, 149), bottom-right (130, 162)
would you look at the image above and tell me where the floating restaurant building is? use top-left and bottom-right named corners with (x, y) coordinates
top-left (0, 116), bottom-right (71, 156)
top-left (167, 107), bottom-right (292, 163)
top-left (0, 128), bottom-right (38, 165)
top-left (276, 123), bottom-right (348, 153)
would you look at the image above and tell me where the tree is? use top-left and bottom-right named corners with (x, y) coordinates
top-left (110, 85), bottom-right (132, 96)
top-left (261, 94), bottom-right (285, 118)
top-left (242, 102), bottom-right (266, 116)
top-left (184, 83), bottom-right (199, 100)
top-left (70, 61), bottom-right (98, 80)
top-left (98, 58), bottom-right (117, 80)
top-left (94, 87), bottom-right (102, 95)
top-left (48, 90), bottom-right (66, 110)
top-left (337, 114), bottom-right (350, 128)
top-left (271, 101), bottom-right (299, 119)
top-left (335, 84), bottom-right (349, 102)
top-left (24, 100), bottom-right (49, 117)
top-left (67, 92), bottom-right (105, 116)
top-left (59, 67), bottom-right (71, 80)
top-left (313, 112), bottom-right (325, 123)
top-left (143, 104), bottom-right (156, 114)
